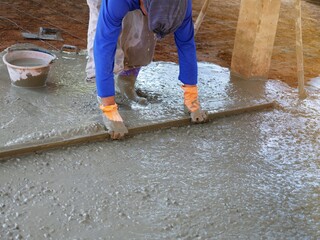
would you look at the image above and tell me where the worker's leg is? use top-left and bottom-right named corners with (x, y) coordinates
top-left (114, 10), bottom-right (156, 104)
top-left (119, 10), bottom-right (156, 68)
top-left (115, 68), bottom-right (147, 104)
top-left (86, 0), bottom-right (101, 82)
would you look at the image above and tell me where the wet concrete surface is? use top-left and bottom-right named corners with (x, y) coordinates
top-left (0, 51), bottom-right (319, 239)
top-left (0, 50), bottom-right (270, 149)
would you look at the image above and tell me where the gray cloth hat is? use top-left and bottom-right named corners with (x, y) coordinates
top-left (143, 0), bottom-right (188, 39)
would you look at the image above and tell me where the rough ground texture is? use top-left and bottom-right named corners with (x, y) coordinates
top-left (1, 1), bottom-right (320, 239)
top-left (0, 77), bottom-right (319, 239)
top-left (0, 0), bottom-right (320, 87)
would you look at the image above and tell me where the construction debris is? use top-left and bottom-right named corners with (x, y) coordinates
top-left (22, 27), bottom-right (63, 41)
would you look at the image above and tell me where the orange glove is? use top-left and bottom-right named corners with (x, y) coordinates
top-left (181, 85), bottom-right (208, 123)
top-left (181, 85), bottom-right (200, 113)
top-left (99, 103), bottom-right (128, 139)
top-left (99, 104), bottom-right (123, 122)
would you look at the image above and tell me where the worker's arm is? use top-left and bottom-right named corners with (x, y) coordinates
top-left (94, 0), bottom-right (139, 98)
top-left (174, 0), bottom-right (198, 86)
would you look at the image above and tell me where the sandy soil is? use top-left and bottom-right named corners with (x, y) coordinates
top-left (0, 0), bottom-right (320, 85)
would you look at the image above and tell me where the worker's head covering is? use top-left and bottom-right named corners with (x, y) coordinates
top-left (143, 0), bottom-right (188, 39)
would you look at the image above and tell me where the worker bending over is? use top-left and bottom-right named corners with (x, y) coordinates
top-left (93, 0), bottom-right (208, 139)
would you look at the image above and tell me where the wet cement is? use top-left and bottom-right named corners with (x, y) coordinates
top-left (1, 50), bottom-right (319, 239)
top-left (0, 50), bottom-right (270, 149)
top-left (0, 80), bottom-right (319, 239)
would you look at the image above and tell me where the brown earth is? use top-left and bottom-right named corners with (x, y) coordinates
top-left (1, 0), bottom-right (320, 87)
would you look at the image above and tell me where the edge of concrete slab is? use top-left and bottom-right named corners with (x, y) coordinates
top-left (0, 101), bottom-right (275, 160)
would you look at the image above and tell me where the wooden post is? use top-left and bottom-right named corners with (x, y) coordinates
top-left (231, 0), bottom-right (281, 80)
top-left (194, 0), bottom-right (210, 36)
top-left (295, 0), bottom-right (307, 99)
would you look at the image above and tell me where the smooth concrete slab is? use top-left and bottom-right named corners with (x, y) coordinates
top-left (0, 50), bottom-right (273, 156)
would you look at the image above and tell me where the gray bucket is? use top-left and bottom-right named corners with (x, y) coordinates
top-left (2, 49), bottom-right (56, 88)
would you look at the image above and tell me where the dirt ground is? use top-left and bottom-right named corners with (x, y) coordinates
top-left (0, 0), bottom-right (320, 87)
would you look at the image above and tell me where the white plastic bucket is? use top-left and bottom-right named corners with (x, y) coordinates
top-left (2, 50), bottom-right (56, 88)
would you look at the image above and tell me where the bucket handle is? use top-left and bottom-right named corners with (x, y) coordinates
top-left (7, 45), bottom-right (56, 63)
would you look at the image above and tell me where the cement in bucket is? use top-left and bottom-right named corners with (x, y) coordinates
top-left (2, 50), bottom-right (56, 88)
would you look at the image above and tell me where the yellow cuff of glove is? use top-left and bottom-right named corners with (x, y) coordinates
top-left (99, 104), bottom-right (124, 122)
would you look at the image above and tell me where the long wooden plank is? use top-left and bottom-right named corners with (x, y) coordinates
top-left (0, 101), bottom-right (274, 160)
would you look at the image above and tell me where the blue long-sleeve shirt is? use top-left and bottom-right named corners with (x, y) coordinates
top-left (94, 0), bottom-right (198, 97)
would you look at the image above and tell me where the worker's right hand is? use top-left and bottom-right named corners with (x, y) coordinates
top-left (100, 104), bottom-right (128, 140)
